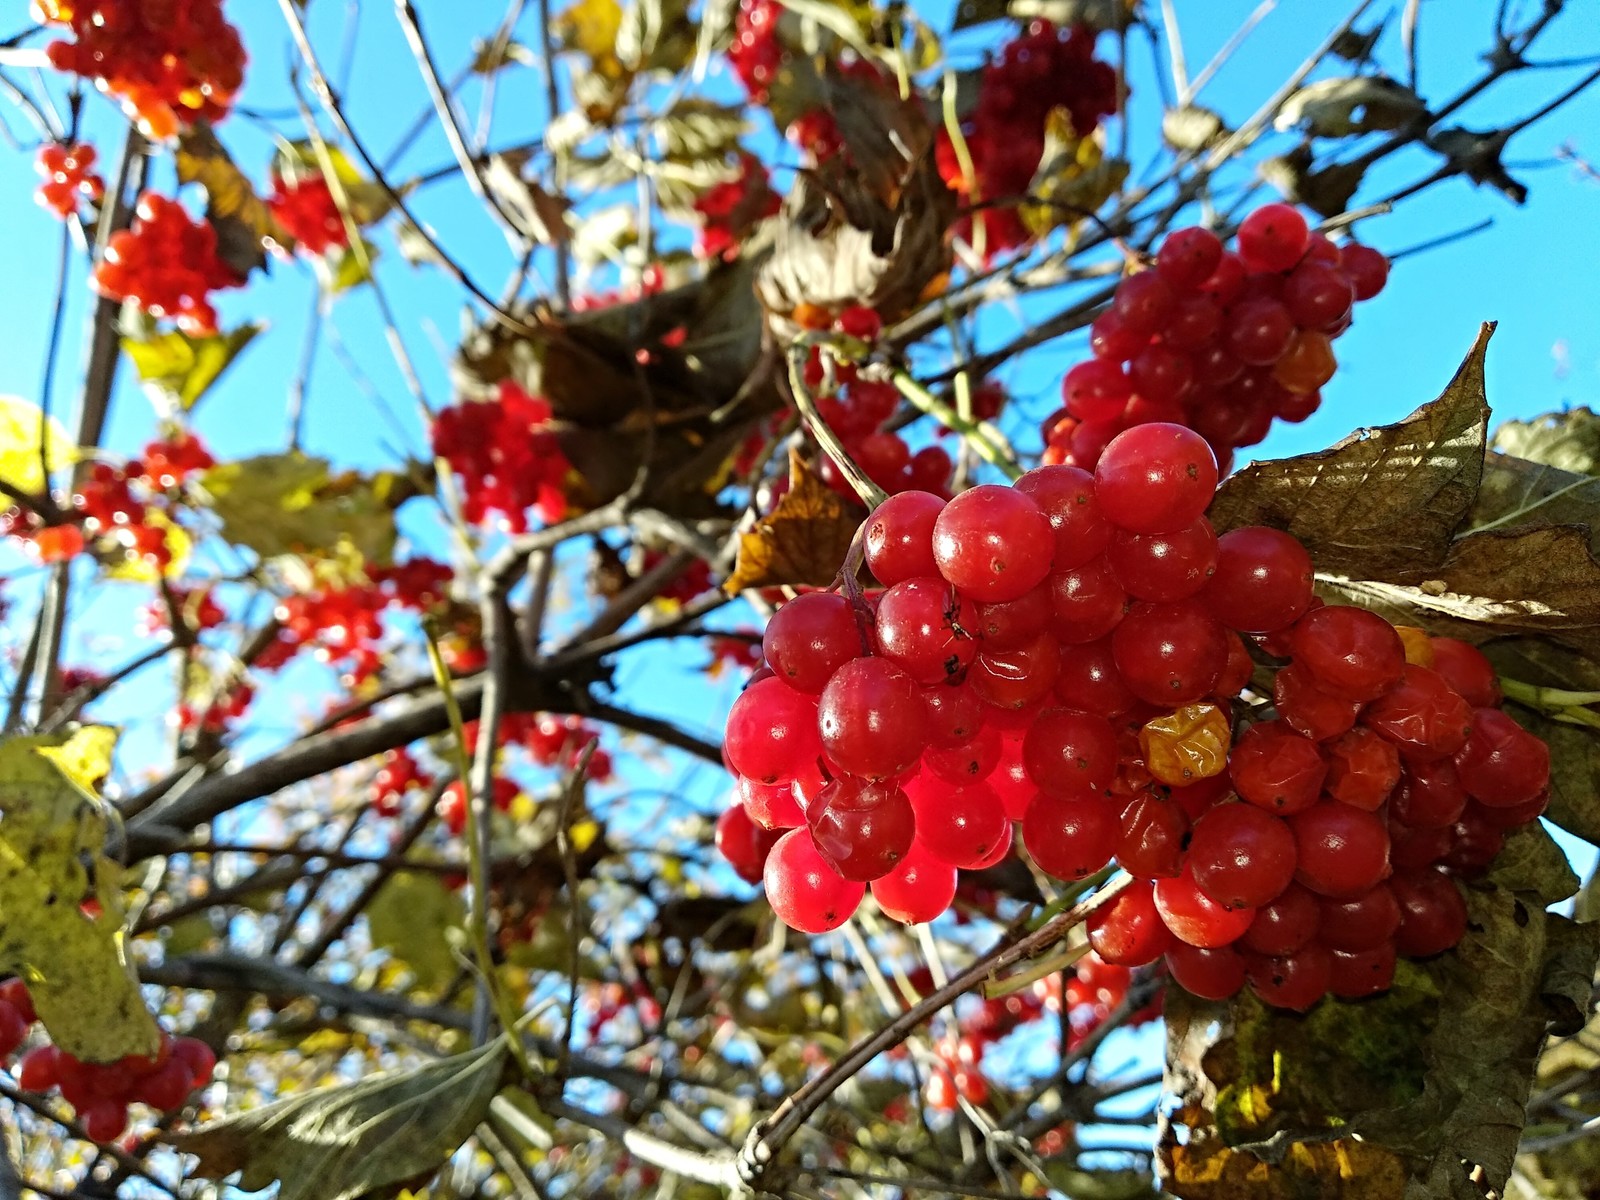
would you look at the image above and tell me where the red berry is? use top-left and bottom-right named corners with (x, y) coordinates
top-left (1115, 791), bottom-right (1189, 879)
top-left (1363, 665), bottom-right (1475, 762)
top-left (0, 1001), bottom-right (26, 1057)
top-left (819, 659), bottom-right (925, 780)
top-left (1339, 243), bottom-right (1390, 300)
top-left (909, 776), bottom-right (1010, 870)
top-left (874, 577), bottom-right (979, 685)
top-left (932, 485), bottom-right (1055, 603)
top-left (1046, 558), bottom-right (1128, 644)
top-left (1391, 870), bottom-right (1468, 957)
top-left (1391, 758), bottom-right (1468, 829)
top-left (1452, 707), bottom-right (1550, 808)
top-left (1062, 359), bottom-right (1132, 423)
top-left (726, 677), bottom-right (824, 784)
top-left (763, 593), bottom-right (864, 693)
top-left (837, 305), bottom-right (882, 340)
top-left (1240, 883), bottom-right (1320, 956)
top-left (1022, 708), bottom-right (1119, 797)
top-left (1165, 943), bottom-right (1247, 1000)
top-left (1022, 791), bottom-right (1118, 881)
top-left (1427, 638), bottom-right (1501, 708)
top-left (1290, 801), bottom-right (1390, 899)
top-left (0, 979), bottom-right (35, 1025)
top-left (1323, 726), bottom-right (1402, 810)
top-left (1107, 518), bottom-right (1217, 603)
top-left (171, 1038), bottom-right (217, 1090)
top-left (1201, 527), bottom-right (1314, 634)
top-left (1317, 883), bottom-right (1401, 953)
top-left (78, 1099), bottom-right (129, 1144)
top-left (864, 491), bottom-right (945, 585)
top-left (17, 1044), bottom-right (61, 1093)
top-left (764, 828), bottom-right (865, 933)
top-left (137, 1058), bottom-right (194, 1112)
top-left (1054, 636), bottom-right (1138, 718)
top-left (1245, 942), bottom-right (1331, 1011)
top-left (1224, 298), bottom-right (1296, 366)
top-left (1157, 226), bottom-right (1225, 291)
top-left (1014, 466), bottom-right (1111, 569)
top-left (1094, 424), bottom-right (1219, 535)
top-left (1328, 942), bottom-right (1397, 998)
top-left (969, 631), bottom-right (1061, 710)
top-left (1231, 721), bottom-right (1327, 813)
top-left (738, 774), bottom-right (807, 830)
top-left (1290, 606), bottom-right (1406, 702)
top-left (807, 777), bottom-right (916, 881)
top-left (1111, 601), bottom-right (1228, 706)
top-left (1087, 881), bottom-right (1173, 966)
top-left (717, 802), bottom-right (782, 884)
top-left (1273, 661), bottom-right (1361, 743)
top-left (870, 841), bottom-right (958, 924)
top-left (1155, 866), bottom-right (1256, 948)
top-left (1237, 204), bottom-right (1310, 273)
top-left (1188, 803), bottom-right (1298, 909)
top-left (971, 585), bottom-right (1053, 650)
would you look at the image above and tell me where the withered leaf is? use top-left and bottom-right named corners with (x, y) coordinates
top-left (176, 123), bottom-right (281, 279)
top-left (1260, 145), bottom-right (1367, 218)
top-left (1490, 407), bottom-right (1600, 477)
top-left (484, 152), bottom-right (571, 245)
top-left (756, 68), bottom-right (955, 333)
top-left (1472, 452), bottom-right (1600, 551)
top-left (1209, 324), bottom-right (1493, 582)
top-left (1275, 75), bottom-right (1427, 138)
top-left (1429, 127), bottom-right (1528, 205)
top-left (725, 450), bottom-right (860, 593)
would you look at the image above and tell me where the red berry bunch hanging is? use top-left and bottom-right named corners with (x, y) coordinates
top-left (267, 172), bottom-right (349, 258)
top-left (92, 193), bottom-right (243, 336)
top-left (3, 978), bottom-right (217, 1143)
top-left (39, 0), bottom-right (247, 140)
top-left (1043, 204), bottom-right (1390, 472)
top-left (433, 380), bottom-right (571, 533)
top-left (262, 558), bottom-right (452, 676)
top-left (717, 420), bottom-right (1550, 1012)
top-left (372, 749), bottom-right (431, 817)
top-left (34, 141), bottom-right (103, 219)
top-left (727, 0), bottom-right (783, 101)
top-left (936, 21), bottom-right (1120, 254)
top-left (137, 431), bottom-right (215, 490)
top-left (693, 152), bottom-right (780, 260)
top-left (515, 713), bottom-right (614, 782)
top-left (177, 678), bottom-right (253, 735)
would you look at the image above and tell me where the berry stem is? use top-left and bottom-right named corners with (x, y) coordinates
top-left (785, 343), bottom-right (889, 509)
top-left (981, 939), bottom-right (1091, 999)
top-left (892, 371), bottom-right (1022, 481)
top-left (1500, 677), bottom-right (1600, 729)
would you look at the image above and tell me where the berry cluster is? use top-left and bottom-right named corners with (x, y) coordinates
top-left (267, 172), bottom-right (349, 258)
top-left (261, 558), bottom-right (452, 682)
top-left (1, 979), bottom-right (216, 1143)
top-left (693, 152), bottom-right (780, 260)
top-left (92, 194), bottom-right (242, 336)
top-left (34, 141), bottom-right (103, 219)
top-left (40, 0), bottom-right (246, 140)
top-left (373, 748), bottom-right (431, 817)
top-left (1043, 205), bottom-right (1390, 471)
top-left (935, 21), bottom-right (1119, 254)
top-left (177, 679), bottom-right (253, 736)
top-left (727, 0), bottom-right (784, 102)
top-left (717, 422), bottom-right (1550, 1012)
top-left (433, 381), bottom-right (571, 533)
top-left (2, 434), bottom-right (213, 569)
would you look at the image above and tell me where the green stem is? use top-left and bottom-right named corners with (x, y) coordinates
top-left (982, 941), bottom-right (1090, 999)
top-left (422, 623), bottom-right (538, 1080)
top-left (1501, 677), bottom-right (1600, 710)
top-left (892, 371), bottom-right (1021, 481)
top-left (785, 344), bottom-right (889, 510)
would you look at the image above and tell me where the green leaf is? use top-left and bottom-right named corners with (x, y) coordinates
top-left (171, 1039), bottom-right (511, 1200)
top-left (1490, 408), bottom-right (1600, 477)
top-left (198, 453), bottom-right (419, 567)
top-left (0, 729), bottom-right (161, 1062)
top-left (122, 323), bottom-right (263, 411)
top-left (0, 394), bottom-right (75, 494)
top-left (366, 873), bottom-right (466, 992)
top-left (1209, 324), bottom-right (1492, 583)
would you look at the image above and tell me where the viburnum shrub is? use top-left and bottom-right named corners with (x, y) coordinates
top-left (719, 420), bottom-right (1550, 1009)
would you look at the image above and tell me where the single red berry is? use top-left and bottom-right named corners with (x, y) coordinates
top-left (907, 775), bottom-right (1010, 870)
top-left (1391, 870), bottom-right (1468, 957)
top-left (717, 802), bottom-right (783, 884)
top-left (818, 659), bottom-right (925, 780)
top-left (1339, 243), bottom-right (1390, 300)
top-left (764, 827), bottom-right (865, 933)
top-left (1290, 801), bottom-right (1391, 899)
top-left (1088, 880), bottom-right (1174, 966)
top-left (1154, 866), bottom-right (1256, 948)
top-left (1201, 526), bottom-right (1314, 634)
top-left (864, 491), bottom-right (946, 585)
top-left (1107, 518), bottom-right (1218, 603)
top-left (1111, 600), bottom-right (1228, 705)
top-left (763, 593), bottom-right (865, 693)
top-left (1363, 665), bottom-right (1475, 762)
top-left (1115, 791), bottom-right (1189, 879)
top-left (1021, 791), bottom-right (1118, 881)
top-left (1156, 226), bottom-right (1225, 291)
top-left (932, 485), bottom-right (1055, 603)
top-left (870, 840), bottom-right (958, 924)
top-left (726, 676), bottom-right (824, 784)
top-left (807, 777), bottom-right (916, 881)
top-left (1165, 942), bottom-right (1247, 1000)
top-left (1237, 203), bottom-right (1310, 273)
top-left (1094, 423), bottom-right (1219, 535)
top-left (1022, 707), bottom-right (1119, 797)
top-left (1427, 638), bottom-right (1501, 708)
top-left (1014, 465), bottom-right (1111, 570)
top-left (1328, 942), bottom-right (1397, 998)
top-left (1240, 883), bottom-right (1321, 956)
top-left (1289, 605), bottom-right (1406, 702)
top-left (1273, 661), bottom-right (1361, 742)
top-left (1452, 707), bottom-right (1550, 808)
top-left (1317, 883), bottom-right (1401, 953)
top-left (1323, 726), bottom-right (1402, 811)
top-left (873, 577), bottom-right (979, 685)
top-left (1245, 942), bottom-right (1331, 1011)
top-left (1187, 802), bottom-right (1298, 909)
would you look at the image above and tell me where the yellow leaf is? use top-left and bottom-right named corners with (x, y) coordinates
top-left (724, 449), bottom-right (861, 593)
top-left (197, 452), bottom-right (418, 567)
top-left (122, 323), bottom-right (262, 411)
top-left (0, 730), bottom-right (161, 1062)
top-left (569, 819), bottom-right (601, 854)
top-left (0, 394), bottom-right (75, 495)
top-left (1023, 114), bottom-right (1128, 238)
top-left (176, 125), bottom-right (279, 278)
top-left (556, 0), bottom-right (624, 75)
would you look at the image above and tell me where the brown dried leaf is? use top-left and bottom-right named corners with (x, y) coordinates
top-left (755, 69), bottom-right (955, 332)
top-left (725, 450), bottom-right (861, 593)
top-left (1209, 324), bottom-right (1492, 582)
top-left (176, 123), bottom-right (281, 279)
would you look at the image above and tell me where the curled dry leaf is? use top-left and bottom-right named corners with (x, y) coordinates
top-left (1489, 406), bottom-right (1600, 477)
top-left (1274, 75), bottom-right (1427, 138)
top-left (1210, 323), bottom-right (1493, 582)
top-left (755, 67), bottom-right (956, 336)
top-left (725, 449), bottom-right (862, 593)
